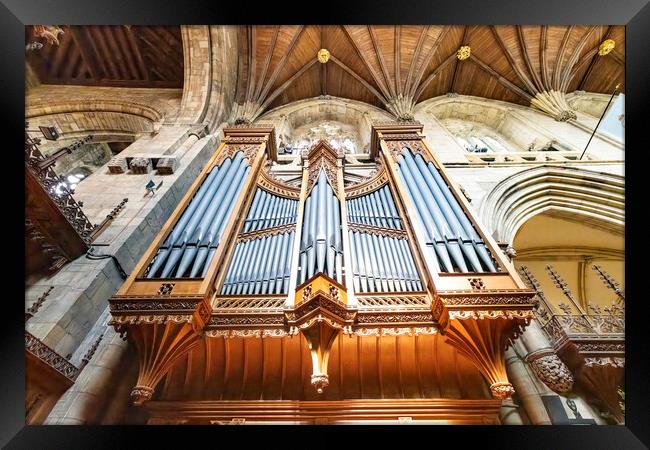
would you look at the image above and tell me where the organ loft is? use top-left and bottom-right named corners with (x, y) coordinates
top-left (25, 26), bottom-right (625, 425)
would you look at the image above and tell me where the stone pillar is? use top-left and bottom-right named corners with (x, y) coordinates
top-left (505, 344), bottom-right (553, 425)
top-left (44, 321), bottom-right (130, 425)
top-left (499, 399), bottom-right (525, 424)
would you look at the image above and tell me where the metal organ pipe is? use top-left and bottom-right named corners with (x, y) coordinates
top-left (298, 170), bottom-right (343, 283)
top-left (397, 148), bottom-right (498, 273)
top-left (220, 186), bottom-right (298, 296)
top-left (345, 183), bottom-right (424, 293)
top-left (146, 152), bottom-right (249, 279)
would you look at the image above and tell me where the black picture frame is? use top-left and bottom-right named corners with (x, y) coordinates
top-left (4, 0), bottom-right (648, 447)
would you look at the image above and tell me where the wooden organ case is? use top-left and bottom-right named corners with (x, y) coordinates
top-left (109, 123), bottom-right (535, 425)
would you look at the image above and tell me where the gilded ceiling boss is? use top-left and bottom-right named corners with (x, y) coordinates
top-left (25, 25), bottom-right (624, 425)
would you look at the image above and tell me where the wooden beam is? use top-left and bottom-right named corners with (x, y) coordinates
top-left (553, 26), bottom-right (573, 90)
top-left (468, 55), bottom-right (533, 102)
top-left (330, 54), bottom-right (388, 104)
top-left (253, 26), bottom-right (279, 102)
top-left (450, 26), bottom-right (469, 94)
top-left (69, 26), bottom-right (99, 79)
top-left (368, 25), bottom-right (397, 98)
top-left (490, 26), bottom-right (537, 94)
top-left (258, 58), bottom-right (318, 115)
top-left (409, 25), bottom-right (451, 100)
top-left (576, 26), bottom-right (614, 90)
top-left (404, 26), bottom-right (429, 97)
top-left (91, 26), bottom-right (120, 79)
top-left (414, 53), bottom-right (457, 102)
top-left (341, 25), bottom-right (392, 99)
top-left (41, 77), bottom-right (181, 88)
top-left (62, 43), bottom-right (82, 79)
top-left (257, 26), bottom-right (306, 105)
top-left (124, 26), bottom-right (148, 80)
top-left (517, 26), bottom-right (545, 92)
top-left (48, 27), bottom-right (73, 78)
top-left (113, 26), bottom-right (141, 80)
top-left (103, 26), bottom-right (129, 80)
top-left (394, 26), bottom-right (401, 95)
top-left (560, 26), bottom-right (598, 92)
top-left (540, 26), bottom-right (550, 88)
top-left (320, 25), bottom-right (327, 95)
top-left (246, 26), bottom-right (256, 103)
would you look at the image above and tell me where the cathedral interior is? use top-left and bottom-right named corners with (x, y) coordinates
top-left (24, 25), bottom-right (625, 425)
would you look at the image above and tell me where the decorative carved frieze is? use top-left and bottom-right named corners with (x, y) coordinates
top-left (25, 133), bottom-right (95, 244)
top-left (345, 166), bottom-right (388, 199)
top-left (25, 331), bottom-right (79, 381)
top-left (356, 294), bottom-right (429, 308)
top-left (215, 144), bottom-right (261, 166)
top-left (258, 168), bottom-right (301, 199)
top-left (237, 223), bottom-right (296, 242)
top-left (346, 222), bottom-right (408, 239)
top-left (213, 296), bottom-right (287, 311)
top-left (352, 326), bottom-right (438, 336)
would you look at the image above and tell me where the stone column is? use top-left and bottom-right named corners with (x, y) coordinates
top-left (505, 343), bottom-right (553, 425)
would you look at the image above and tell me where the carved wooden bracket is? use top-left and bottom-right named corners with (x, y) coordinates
top-left (285, 273), bottom-right (357, 394)
top-left (109, 296), bottom-right (211, 406)
top-left (443, 316), bottom-right (530, 400)
top-left (553, 336), bottom-right (625, 423)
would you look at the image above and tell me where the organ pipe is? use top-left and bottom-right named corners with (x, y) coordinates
top-left (396, 148), bottom-right (498, 274)
top-left (220, 185), bottom-right (298, 296)
top-left (346, 184), bottom-right (423, 293)
top-left (145, 151), bottom-right (249, 279)
top-left (298, 170), bottom-right (343, 283)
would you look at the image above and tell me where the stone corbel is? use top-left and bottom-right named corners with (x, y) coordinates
top-left (530, 90), bottom-right (577, 122)
top-left (285, 274), bottom-right (357, 394)
top-left (525, 349), bottom-right (574, 394)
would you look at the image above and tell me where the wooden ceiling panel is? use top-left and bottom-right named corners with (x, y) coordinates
top-left (29, 25), bottom-right (624, 119)
top-left (27, 25), bottom-right (183, 88)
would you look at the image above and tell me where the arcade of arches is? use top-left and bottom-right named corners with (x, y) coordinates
top-left (25, 25), bottom-right (624, 425)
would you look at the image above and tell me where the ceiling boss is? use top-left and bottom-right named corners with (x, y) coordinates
top-left (598, 39), bottom-right (616, 56)
top-left (317, 48), bottom-right (331, 63)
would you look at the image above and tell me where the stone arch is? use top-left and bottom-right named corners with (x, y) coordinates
top-left (258, 96), bottom-right (393, 153)
top-left (480, 166), bottom-right (624, 245)
top-left (414, 94), bottom-right (578, 153)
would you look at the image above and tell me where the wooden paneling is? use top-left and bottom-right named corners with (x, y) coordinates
top-left (157, 334), bottom-right (491, 401)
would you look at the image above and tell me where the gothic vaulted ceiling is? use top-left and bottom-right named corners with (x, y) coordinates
top-left (234, 25), bottom-right (624, 120)
top-left (26, 25), bottom-right (624, 119)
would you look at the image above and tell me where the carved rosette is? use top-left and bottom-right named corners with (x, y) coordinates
top-left (527, 352), bottom-right (574, 394)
